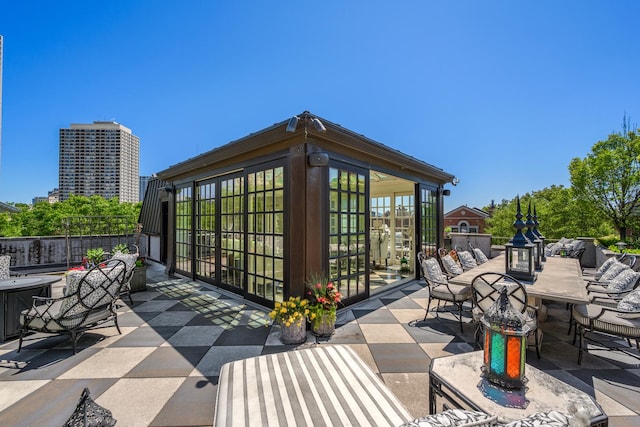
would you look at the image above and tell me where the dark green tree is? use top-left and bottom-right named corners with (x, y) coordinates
top-left (569, 118), bottom-right (640, 241)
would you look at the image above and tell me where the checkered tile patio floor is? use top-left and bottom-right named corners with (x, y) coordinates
top-left (0, 262), bottom-right (638, 426)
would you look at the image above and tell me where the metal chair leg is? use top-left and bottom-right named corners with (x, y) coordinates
top-left (577, 326), bottom-right (585, 365)
top-left (457, 302), bottom-right (464, 333)
top-left (424, 296), bottom-right (432, 321)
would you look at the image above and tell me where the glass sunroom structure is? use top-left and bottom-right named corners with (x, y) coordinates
top-left (156, 112), bottom-right (456, 308)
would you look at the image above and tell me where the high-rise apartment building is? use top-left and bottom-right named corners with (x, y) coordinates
top-left (59, 121), bottom-right (140, 202)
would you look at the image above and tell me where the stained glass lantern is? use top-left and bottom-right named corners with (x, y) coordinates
top-left (505, 197), bottom-right (535, 281)
top-left (481, 287), bottom-right (530, 389)
top-left (524, 202), bottom-right (542, 271)
top-left (533, 206), bottom-right (546, 262)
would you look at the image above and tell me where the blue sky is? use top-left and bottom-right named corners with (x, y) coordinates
top-left (1, 1), bottom-right (639, 211)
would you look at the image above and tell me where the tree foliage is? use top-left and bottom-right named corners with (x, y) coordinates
top-left (569, 119), bottom-right (640, 240)
top-left (484, 186), bottom-right (615, 240)
top-left (0, 196), bottom-right (141, 237)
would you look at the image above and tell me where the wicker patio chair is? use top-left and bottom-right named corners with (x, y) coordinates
top-left (471, 272), bottom-right (542, 359)
top-left (417, 252), bottom-right (471, 332)
top-left (18, 259), bottom-right (127, 354)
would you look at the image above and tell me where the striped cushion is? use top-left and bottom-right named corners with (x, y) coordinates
top-left (214, 345), bottom-right (411, 427)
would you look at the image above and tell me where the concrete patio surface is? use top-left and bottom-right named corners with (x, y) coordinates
top-left (0, 261), bottom-right (639, 426)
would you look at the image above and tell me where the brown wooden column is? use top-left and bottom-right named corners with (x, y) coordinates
top-left (287, 144), bottom-right (307, 298)
top-left (304, 144), bottom-right (326, 285)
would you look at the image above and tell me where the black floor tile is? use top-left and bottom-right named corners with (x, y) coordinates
top-left (125, 346), bottom-right (210, 377)
top-left (352, 308), bottom-right (398, 324)
top-left (149, 377), bottom-right (217, 427)
top-left (368, 343), bottom-right (430, 373)
top-left (0, 348), bottom-right (100, 380)
top-left (108, 326), bottom-right (181, 347)
top-left (214, 325), bottom-right (270, 346)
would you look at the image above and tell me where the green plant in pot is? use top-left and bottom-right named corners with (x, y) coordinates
top-left (306, 273), bottom-right (342, 337)
top-left (86, 248), bottom-right (105, 267)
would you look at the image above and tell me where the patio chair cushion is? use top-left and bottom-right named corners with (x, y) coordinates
top-left (108, 251), bottom-right (138, 272)
top-left (457, 251), bottom-right (478, 270)
top-left (20, 300), bottom-right (112, 331)
top-left (500, 411), bottom-right (571, 427)
top-left (598, 262), bottom-right (629, 283)
top-left (606, 269), bottom-right (640, 292)
top-left (400, 409), bottom-right (497, 427)
top-left (423, 258), bottom-right (447, 284)
top-left (617, 289), bottom-right (640, 318)
top-left (441, 254), bottom-right (463, 275)
top-left (59, 265), bottom-right (126, 317)
top-left (0, 255), bottom-right (10, 280)
top-left (573, 303), bottom-right (640, 334)
top-left (473, 248), bottom-right (489, 264)
top-left (432, 283), bottom-right (472, 302)
top-left (594, 256), bottom-right (618, 280)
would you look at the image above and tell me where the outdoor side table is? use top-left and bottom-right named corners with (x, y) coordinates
top-left (0, 275), bottom-right (60, 342)
top-left (429, 351), bottom-right (607, 427)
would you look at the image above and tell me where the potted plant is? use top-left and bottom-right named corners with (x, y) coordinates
top-left (130, 257), bottom-right (147, 292)
top-left (307, 274), bottom-right (342, 337)
top-left (86, 248), bottom-right (105, 267)
top-left (268, 296), bottom-right (309, 344)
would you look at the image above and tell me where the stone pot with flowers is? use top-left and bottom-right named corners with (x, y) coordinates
top-left (307, 274), bottom-right (342, 337)
top-left (268, 296), bottom-right (310, 344)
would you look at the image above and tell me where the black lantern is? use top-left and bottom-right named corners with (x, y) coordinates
top-left (505, 197), bottom-right (535, 281)
top-left (524, 202), bottom-right (542, 271)
top-left (481, 288), bottom-right (530, 389)
top-left (532, 206), bottom-right (546, 262)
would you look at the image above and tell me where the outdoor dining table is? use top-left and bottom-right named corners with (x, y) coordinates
top-left (449, 254), bottom-right (590, 319)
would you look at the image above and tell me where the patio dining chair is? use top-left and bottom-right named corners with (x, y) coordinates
top-left (417, 252), bottom-right (471, 332)
top-left (437, 248), bottom-right (463, 277)
top-left (471, 272), bottom-right (541, 359)
top-left (572, 289), bottom-right (640, 364)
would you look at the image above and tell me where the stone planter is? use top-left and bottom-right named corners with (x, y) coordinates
top-left (130, 265), bottom-right (147, 292)
top-left (279, 320), bottom-right (306, 344)
top-left (311, 312), bottom-right (336, 337)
